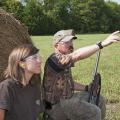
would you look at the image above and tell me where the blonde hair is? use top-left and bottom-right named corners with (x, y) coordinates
top-left (4, 44), bottom-right (40, 85)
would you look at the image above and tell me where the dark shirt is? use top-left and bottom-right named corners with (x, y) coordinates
top-left (43, 53), bottom-right (74, 104)
top-left (0, 79), bottom-right (43, 120)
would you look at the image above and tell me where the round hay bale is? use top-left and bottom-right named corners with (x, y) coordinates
top-left (0, 9), bottom-right (33, 82)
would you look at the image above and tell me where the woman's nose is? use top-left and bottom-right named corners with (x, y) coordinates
top-left (37, 57), bottom-right (42, 64)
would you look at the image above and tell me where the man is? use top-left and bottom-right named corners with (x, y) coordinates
top-left (43, 29), bottom-right (120, 120)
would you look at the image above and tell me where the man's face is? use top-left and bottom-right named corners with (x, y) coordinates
top-left (56, 40), bottom-right (74, 54)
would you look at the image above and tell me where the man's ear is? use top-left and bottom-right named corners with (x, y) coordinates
top-left (54, 43), bottom-right (58, 48)
top-left (19, 61), bottom-right (25, 68)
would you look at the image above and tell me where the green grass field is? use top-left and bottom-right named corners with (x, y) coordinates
top-left (31, 34), bottom-right (120, 120)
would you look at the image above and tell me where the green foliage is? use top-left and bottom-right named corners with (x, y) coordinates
top-left (22, 0), bottom-right (44, 34)
top-left (69, 0), bottom-right (110, 33)
top-left (105, 1), bottom-right (120, 32)
top-left (43, 0), bottom-right (71, 33)
top-left (0, 0), bottom-right (24, 21)
top-left (0, 0), bottom-right (120, 34)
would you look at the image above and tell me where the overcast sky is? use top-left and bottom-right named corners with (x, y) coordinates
top-left (18, 0), bottom-right (120, 4)
top-left (112, 0), bottom-right (120, 4)
top-left (105, 0), bottom-right (120, 4)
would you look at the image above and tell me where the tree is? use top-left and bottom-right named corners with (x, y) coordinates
top-left (69, 0), bottom-right (109, 33)
top-left (105, 1), bottom-right (120, 32)
top-left (1, 0), bottom-right (120, 34)
top-left (43, 0), bottom-right (71, 32)
top-left (22, 0), bottom-right (45, 35)
top-left (0, 0), bottom-right (24, 21)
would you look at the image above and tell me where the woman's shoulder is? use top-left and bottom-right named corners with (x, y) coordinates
top-left (0, 78), bottom-right (16, 87)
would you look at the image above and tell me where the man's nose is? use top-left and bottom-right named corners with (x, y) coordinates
top-left (69, 46), bottom-right (74, 52)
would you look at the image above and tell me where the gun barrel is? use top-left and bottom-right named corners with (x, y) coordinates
top-left (92, 51), bottom-right (101, 80)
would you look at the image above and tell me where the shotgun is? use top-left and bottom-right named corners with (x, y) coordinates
top-left (88, 51), bottom-right (101, 106)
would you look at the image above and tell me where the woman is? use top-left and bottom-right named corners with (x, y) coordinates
top-left (0, 44), bottom-right (44, 120)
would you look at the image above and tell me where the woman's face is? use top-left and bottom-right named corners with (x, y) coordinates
top-left (23, 53), bottom-right (42, 75)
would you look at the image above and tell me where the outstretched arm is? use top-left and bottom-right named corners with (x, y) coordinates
top-left (70, 31), bottom-right (120, 62)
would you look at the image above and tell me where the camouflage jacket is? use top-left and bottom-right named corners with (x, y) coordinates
top-left (43, 53), bottom-right (74, 104)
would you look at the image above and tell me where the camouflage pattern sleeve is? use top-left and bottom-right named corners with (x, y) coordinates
top-left (51, 53), bottom-right (73, 69)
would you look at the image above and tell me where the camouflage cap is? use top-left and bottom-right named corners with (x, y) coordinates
top-left (53, 29), bottom-right (77, 44)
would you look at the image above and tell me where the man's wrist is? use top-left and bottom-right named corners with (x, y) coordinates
top-left (96, 41), bottom-right (103, 49)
